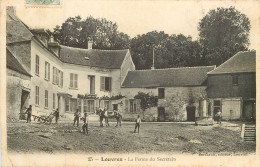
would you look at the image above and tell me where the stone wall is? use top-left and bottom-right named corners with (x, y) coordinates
top-left (6, 69), bottom-right (31, 122)
top-left (158, 86), bottom-right (207, 121)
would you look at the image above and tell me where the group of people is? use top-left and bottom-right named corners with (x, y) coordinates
top-left (24, 104), bottom-right (143, 134)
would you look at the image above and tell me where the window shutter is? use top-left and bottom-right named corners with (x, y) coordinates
top-left (60, 71), bottom-right (63, 87)
top-left (75, 74), bottom-right (78, 88)
top-left (45, 62), bottom-right (47, 79)
top-left (48, 63), bottom-right (50, 80)
top-left (70, 73), bottom-right (73, 87)
top-left (100, 76), bottom-right (105, 91)
top-left (109, 77), bottom-right (112, 91)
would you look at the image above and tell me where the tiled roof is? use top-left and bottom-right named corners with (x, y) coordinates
top-left (122, 66), bottom-right (215, 88)
top-left (6, 7), bottom-right (34, 44)
top-left (208, 51), bottom-right (256, 75)
top-left (6, 48), bottom-right (31, 77)
top-left (60, 45), bottom-right (128, 69)
top-left (6, 6), bottom-right (129, 69)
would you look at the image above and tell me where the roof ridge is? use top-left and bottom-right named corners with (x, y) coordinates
top-left (60, 45), bottom-right (128, 52)
top-left (133, 65), bottom-right (216, 72)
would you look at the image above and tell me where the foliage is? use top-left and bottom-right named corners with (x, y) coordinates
top-left (198, 7), bottom-right (250, 66)
top-left (134, 92), bottom-right (158, 111)
top-left (51, 16), bottom-right (130, 50)
top-left (130, 31), bottom-right (203, 70)
top-left (99, 95), bottom-right (125, 100)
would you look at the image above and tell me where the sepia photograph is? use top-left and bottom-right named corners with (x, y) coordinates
top-left (1, 0), bottom-right (259, 166)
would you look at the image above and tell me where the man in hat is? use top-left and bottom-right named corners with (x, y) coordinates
top-left (73, 109), bottom-right (81, 127)
top-left (25, 105), bottom-right (32, 123)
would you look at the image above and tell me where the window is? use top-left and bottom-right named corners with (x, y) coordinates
top-left (45, 61), bottom-right (50, 80)
top-left (70, 73), bottom-right (78, 88)
top-left (78, 99), bottom-right (82, 112)
top-left (53, 93), bottom-right (56, 109)
top-left (35, 55), bottom-right (39, 75)
top-left (53, 67), bottom-right (57, 84)
top-left (84, 99), bottom-right (87, 112)
top-left (129, 99), bottom-right (136, 113)
top-left (45, 90), bottom-right (48, 108)
top-left (35, 86), bottom-right (39, 105)
top-left (232, 75), bottom-right (238, 85)
top-left (158, 88), bottom-right (165, 99)
top-left (89, 75), bottom-right (95, 94)
top-left (100, 76), bottom-right (112, 91)
top-left (65, 98), bottom-right (70, 111)
top-left (104, 101), bottom-right (110, 110)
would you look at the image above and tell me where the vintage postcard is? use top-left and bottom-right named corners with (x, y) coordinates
top-left (1, 0), bottom-right (259, 166)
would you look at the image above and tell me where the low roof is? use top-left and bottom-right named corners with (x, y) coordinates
top-left (6, 48), bottom-right (31, 77)
top-left (122, 66), bottom-right (215, 88)
top-left (60, 45), bottom-right (128, 69)
top-left (208, 51), bottom-right (256, 75)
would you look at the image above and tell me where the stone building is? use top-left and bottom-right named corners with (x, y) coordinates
top-left (121, 66), bottom-right (216, 121)
top-left (6, 6), bottom-right (135, 120)
top-left (207, 51), bottom-right (256, 121)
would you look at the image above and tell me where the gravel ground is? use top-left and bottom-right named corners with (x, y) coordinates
top-left (7, 121), bottom-right (255, 154)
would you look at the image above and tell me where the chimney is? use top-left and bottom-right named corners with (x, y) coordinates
top-left (187, 35), bottom-right (192, 41)
top-left (88, 39), bottom-right (93, 49)
top-left (151, 48), bottom-right (155, 70)
top-left (48, 35), bottom-right (61, 57)
top-left (7, 6), bottom-right (16, 15)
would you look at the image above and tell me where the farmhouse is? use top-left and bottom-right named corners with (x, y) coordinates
top-left (207, 51), bottom-right (256, 121)
top-left (121, 66), bottom-right (216, 121)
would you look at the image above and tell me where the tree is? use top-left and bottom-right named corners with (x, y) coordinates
top-left (51, 16), bottom-right (130, 50)
top-left (130, 31), bottom-right (203, 70)
top-left (134, 92), bottom-right (158, 118)
top-left (198, 7), bottom-right (251, 66)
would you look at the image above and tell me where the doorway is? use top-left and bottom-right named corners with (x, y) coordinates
top-left (20, 90), bottom-right (30, 119)
top-left (88, 100), bottom-right (95, 113)
top-left (158, 107), bottom-right (165, 122)
top-left (186, 106), bottom-right (196, 121)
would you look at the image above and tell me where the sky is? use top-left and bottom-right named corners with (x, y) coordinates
top-left (7, 0), bottom-right (260, 49)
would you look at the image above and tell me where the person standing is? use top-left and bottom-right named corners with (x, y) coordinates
top-left (25, 105), bottom-right (32, 123)
top-left (54, 108), bottom-right (59, 124)
top-left (74, 109), bottom-right (81, 127)
top-left (134, 115), bottom-right (141, 133)
top-left (115, 110), bottom-right (122, 127)
top-left (82, 112), bottom-right (88, 134)
top-left (104, 107), bottom-right (109, 127)
top-left (99, 107), bottom-right (104, 127)
top-left (215, 109), bottom-right (222, 124)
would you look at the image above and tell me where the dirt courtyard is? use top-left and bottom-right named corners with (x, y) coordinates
top-left (7, 121), bottom-right (255, 155)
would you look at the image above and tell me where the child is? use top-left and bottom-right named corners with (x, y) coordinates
top-left (104, 107), bottom-right (109, 127)
top-left (54, 108), bottom-right (59, 124)
top-left (73, 109), bottom-right (81, 127)
top-left (134, 115), bottom-right (141, 133)
top-left (115, 110), bottom-right (122, 127)
top-left (82, 112), bottom-right (88, 134)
